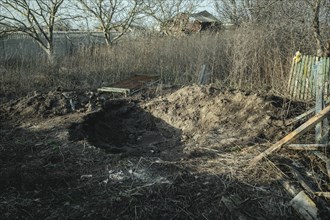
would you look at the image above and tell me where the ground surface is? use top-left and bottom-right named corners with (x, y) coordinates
top-left (0, 84), bottom-right (329, 219)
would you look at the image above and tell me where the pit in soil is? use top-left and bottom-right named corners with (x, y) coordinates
top-left (70, 100), bottom-right (182, 158)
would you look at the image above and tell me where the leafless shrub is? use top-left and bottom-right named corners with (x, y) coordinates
top-left (0, 23), bottom-right (328, 97)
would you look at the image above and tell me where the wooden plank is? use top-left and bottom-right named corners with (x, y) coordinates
top-left (306, 56), bottom-right (313, 99)
top-left (309, 57), bottom-right (316, 99)
top-left (287, 144), bottom-right (328, 150)
top-left (249, 104), bottom-right (330, 166)
top-left (315, 192), bottom-right (330, 198)
top-left (300, 56), bottom-right (308, 100)
top-left (302, 56), bottom-right (309, 99)
top-left (290, 191), bottom-right (320, 220)
top-left (286, 108), bottom-right (315, 125)
top-left (294, 57), bottom-right (304, 99)
top-left (98, 87), bottom-right (130, 94)
top-left (299, 56), bottom-right (307, 99)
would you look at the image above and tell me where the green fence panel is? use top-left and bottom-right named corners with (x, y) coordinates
top-left (288, 55), bottom-right (330, 100)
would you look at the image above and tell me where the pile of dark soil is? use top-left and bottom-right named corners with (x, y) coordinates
top-left (1, 89), bottom-right (104, 119)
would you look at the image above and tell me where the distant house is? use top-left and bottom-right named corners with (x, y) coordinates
top-left (162, 10), bottom-right (221, 36)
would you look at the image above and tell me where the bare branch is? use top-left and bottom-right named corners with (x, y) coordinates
top-left (141, 0), bottom-right (203, 27)
top-left (0, 0), bottom-right (66, 62)
top-left (75, 0), bottom-right (142, 45)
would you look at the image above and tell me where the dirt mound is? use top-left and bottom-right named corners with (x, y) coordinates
top-left (2, 89), bottom-right (104, 119)
top-left (70, 85), bottom-right (287, 159)
top-left (144, 85), bottom-right (285, 151)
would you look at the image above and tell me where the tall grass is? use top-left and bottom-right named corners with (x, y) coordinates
top-left (0, 24), bottom-right (323, 97)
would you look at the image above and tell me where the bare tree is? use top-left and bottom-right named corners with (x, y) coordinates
top-left (303, 0), bottom-right (328, 55)
top-left (75, 0), bottom-right (142, 46)
top-left (214, 0), bottom-right (247, 26)
top-left (213, 0), bottom-right (280, 26)
top-left (0, 0), bottom-right (66, 63)
top-left (141, 0), bottom-right (203, 29)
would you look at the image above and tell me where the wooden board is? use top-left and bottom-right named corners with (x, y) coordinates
top-left (315, 192), bottom-right (330, 198)
top-left (98, 75), bottom-right (160, 95)
top-left (290, 191), bottom-right (320, 220)
top-left (287, 144), bottom-right (328, 150)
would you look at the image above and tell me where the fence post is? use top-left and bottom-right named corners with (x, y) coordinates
top-left (315, 59), bottom-right (323, 143)
top-left (315, 58), bottom-right (330, 144)
top-left (321, 58), bottom-right (329, 144)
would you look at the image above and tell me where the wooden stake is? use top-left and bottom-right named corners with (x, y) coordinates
top-left (249, 104), bottom-right (330, 167)
top-left (287, 144), bottom-right (328, 151)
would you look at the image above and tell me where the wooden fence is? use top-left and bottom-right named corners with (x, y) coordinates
top-left (288, 55), bottom-right (330, 100)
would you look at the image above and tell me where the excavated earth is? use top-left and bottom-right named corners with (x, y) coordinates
top-left (0, 85), bottom-right (328, 219)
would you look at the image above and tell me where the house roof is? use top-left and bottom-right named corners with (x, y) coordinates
top-left (191, 10), bottom-right (219, 23)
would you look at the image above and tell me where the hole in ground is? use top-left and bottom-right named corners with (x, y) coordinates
top-left (69, 100), bottom-right (183, 158)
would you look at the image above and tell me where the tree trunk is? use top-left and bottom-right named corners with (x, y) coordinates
top-left (312, 0), bottom-right (323, 55)
top-left (104, 32), bottom-right (111, 46)
top-left (46, 42), bottom-right (56, 65)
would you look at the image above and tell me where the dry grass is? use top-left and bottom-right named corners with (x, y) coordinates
top-left (0, 24), bottom-right (323, 97)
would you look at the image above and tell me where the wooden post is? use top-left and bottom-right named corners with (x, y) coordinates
top-left (321, 58), bottom-right (329, 144)
top-left (315, 59), bottom-right (323, 143)
top-left (198, 64), bottom-right (213, 85)
top-left (198, 64), bottom-right (206, 85)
